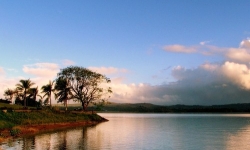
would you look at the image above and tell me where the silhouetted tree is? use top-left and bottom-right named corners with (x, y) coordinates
top-left (16, 79), bottom-right (35, 107)
top-left (54, 77), bottom-right (72, 110)
top-left (41, 81), bottom-right (55, 107)
top-left (56, 66), bottom-right (112, 111)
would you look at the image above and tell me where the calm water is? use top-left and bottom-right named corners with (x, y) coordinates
top-left (1, 113), bottom-right (250, 150)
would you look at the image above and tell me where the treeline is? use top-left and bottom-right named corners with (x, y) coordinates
top-left (99, 103), bottom-right (250, 113)
top-left (2, 66), bottom-right (112, 110)
top-left (0, 99), bottom-right (11, 104)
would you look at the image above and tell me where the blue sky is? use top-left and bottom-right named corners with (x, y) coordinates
top-left (1, 1), bottom-right (250, 105)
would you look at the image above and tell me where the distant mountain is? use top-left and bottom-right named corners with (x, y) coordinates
top-left (97, 102), bottom-right (250, 113)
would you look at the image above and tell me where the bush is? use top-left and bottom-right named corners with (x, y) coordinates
top-left (9, 128), bottom-right (20, 136)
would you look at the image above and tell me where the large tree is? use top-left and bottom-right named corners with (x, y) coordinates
top-left (54, 77), bottom-right (72, 110)
top-left (16, 79), bottom-right (35, 107)
top-left (41, 81), bottom-right (54, 107)
top-left (56, 66), bottom-right (112, 110)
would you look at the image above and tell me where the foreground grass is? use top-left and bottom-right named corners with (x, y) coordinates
top-left (0, 103), bottom-right (27, 110)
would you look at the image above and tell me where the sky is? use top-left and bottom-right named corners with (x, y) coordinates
top-left (1, 0), bottom-right (250, 105)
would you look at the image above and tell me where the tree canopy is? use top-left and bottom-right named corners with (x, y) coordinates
top-left (56, 66), bottom-right (112, 110)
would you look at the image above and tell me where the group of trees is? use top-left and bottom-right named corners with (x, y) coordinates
top-left (3, 66), bottom-right (112, 110)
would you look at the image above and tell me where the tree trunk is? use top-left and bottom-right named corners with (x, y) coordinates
top-left (64, 99), bottom-right (68, 111)
top-left (50, 96), bottom-right (52, 108)
top-left (24, 97), bottom-right (26, 107)
top-left (24, 89), bottom-right (26, 107)
top-left (82, 102), bottom-right (87, 111)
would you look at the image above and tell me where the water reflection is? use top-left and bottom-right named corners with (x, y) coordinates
top-left (226, 124), bottom-right (250, 150)
top-left (1, 113), bottom-right (250, 150)
top-left (0, 126), bottom-right (88, 150)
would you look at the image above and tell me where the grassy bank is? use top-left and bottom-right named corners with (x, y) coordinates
top-left (0, 103), bottom-right (107, 143)
top-left (0, 109), bottom-right (106, 130)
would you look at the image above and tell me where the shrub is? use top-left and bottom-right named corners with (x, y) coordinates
top-left (9, 128), bottom-right (20, 136)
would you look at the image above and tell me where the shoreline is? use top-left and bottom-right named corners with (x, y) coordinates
top-left (0, 119), bottom-right (108, 144)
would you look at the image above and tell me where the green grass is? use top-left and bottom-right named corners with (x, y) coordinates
top-left (0, 103), bottom-right (25, 110)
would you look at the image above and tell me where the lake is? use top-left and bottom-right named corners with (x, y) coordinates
top-left (1, 113), bottom-right (250, 150)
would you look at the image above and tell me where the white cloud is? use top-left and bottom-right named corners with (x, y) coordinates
top-left (240, 39), bottom-right (250, 49)
top-left (109, 83), bottom-right (171, 104)
top-left (111, 77), bottom-right (126, 84)
top-left (199, 41), bottom-right (210, 45)
top-left (201, 63), bottom-right (219, 71)
top-left (226, 48), bottom-right (250, 63)
top-left (224, 39), bottom-right (250, 63)
top-left (23, 63), bottom-right (59, 78)
top-left (222, 61), bottom-right (250, 89)
top-left (163, 45), bottom-right (197, 53)
top-left (88, 66), bottom-right (128, 75)
top-left (163, 44), bottom-right (225, 56)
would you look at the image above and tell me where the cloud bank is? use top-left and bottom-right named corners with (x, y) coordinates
top-left (109, 61), bottom-right (250, 105)
top-left (108, 39), bottom-right (250, 105)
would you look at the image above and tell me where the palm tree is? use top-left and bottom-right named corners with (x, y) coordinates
top-left (4, 88), bottom-right (15, 104)
top-left (41, 81), bottom-right (54, 108)
top-left (28, 86), bottom-right (39, 100)
top-left (16, 79), bottom-right (35, 107)
top-left (14, 88), bottom-right (23, 104)
top-left (27, 86), bottom-right (41, 107)
top-left (54, 78), bottom-right (72, 111)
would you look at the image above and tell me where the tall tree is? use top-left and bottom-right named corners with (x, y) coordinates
top-left (41, 81), bottom-right (54, 107)
top-left (54, 77), bottom-right (72, 110)
top-left (16, 79), bottom-right (35, 107)
top-left (4, 88), bottom-right (15, 103)
top-left (56, 66), bottom-right (112, 111)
